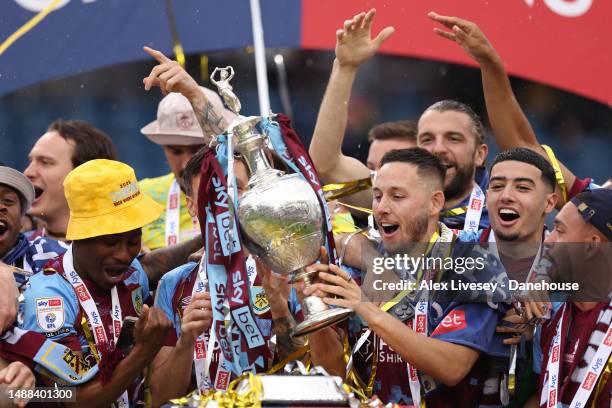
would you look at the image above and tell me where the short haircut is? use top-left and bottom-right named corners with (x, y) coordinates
top-left (379, 147), bottom-right (446, 189)
top-left (183, 146), bottom-right (207, 197)
top-left (491, 147), bottom-right (556, 192)
top-left (422, 99), bottom-right (486, 145)
top-left (367, 120), bottom-right (417, 143)
top-left (48, 119), bottom-right (117, 168)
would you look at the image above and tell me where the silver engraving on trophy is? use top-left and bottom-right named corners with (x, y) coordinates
top-left (211, 67), bottom-right (352, 337)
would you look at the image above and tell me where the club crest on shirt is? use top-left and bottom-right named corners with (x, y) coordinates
top-left (36, 297), bottom-right (65, 333)
top-left (131, 288), bottom-right (144, 315)
top-left (62, 348), bottom-right (93, 376)
top-left (250, 286), bottom-right (270, 315)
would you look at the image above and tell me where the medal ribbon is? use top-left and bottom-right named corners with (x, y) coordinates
top-left (60, 245), bottom-right (129, 407)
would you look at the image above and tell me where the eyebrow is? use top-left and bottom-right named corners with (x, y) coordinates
top-left (553, 218), bottom-right (566, 229)
top-left (490, 176), bottom-right (536, 185)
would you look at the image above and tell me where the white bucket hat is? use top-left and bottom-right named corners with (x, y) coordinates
top-left (141, 86), bottom-right (236, 145)
top-left (0, 166), bottom-right (35, 214)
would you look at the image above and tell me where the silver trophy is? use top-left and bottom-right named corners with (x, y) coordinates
top-left (211, 67), bottom-right (352, 337)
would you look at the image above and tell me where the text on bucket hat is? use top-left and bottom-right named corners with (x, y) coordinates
top-left (0, 166), bottom-right (35, 214)
top-left (63, 159), bottom-right (163, 240)
top-left (140, 86), bottom-right (236, 146)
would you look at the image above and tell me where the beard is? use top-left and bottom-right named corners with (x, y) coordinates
top-left (444, 162), bottom-right (476, 202)
top-left (384, 212), bottom-right (430, 256)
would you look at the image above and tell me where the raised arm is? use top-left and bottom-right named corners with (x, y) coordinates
top-left (143, 47), bottom-right (230, 144)
top-left (309, 9), bottom-right (394, 213)
top-left (428, 12), bottom-right (577, 206)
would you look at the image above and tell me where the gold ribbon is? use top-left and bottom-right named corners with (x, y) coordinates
top-left (336, 202), bottom-right (373, 215)
top-left (265, 344), bottom-right (310, 375)
top-left (542, 144), bottom-right (568, 203)
top-left (440, 206), bottom-right (467, 218)
top-left (0, 0), bottom-right (63, 56)
top-left (80, 316), bottom-right (101, 363)
top-left (322, 178), bottom-right (372, 201)
top-left (591, 352), bottom-right (612, 407)
top-left (170, 372), bottom-right (263, 407)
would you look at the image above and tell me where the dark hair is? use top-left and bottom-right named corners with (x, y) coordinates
top-left (183, 146), bottom-right (207, 197)
top-left (367, 120), bottom-right (417, 144)
top-left (491, 148), bottom-right (556, 192)
top-left (48, 119), bottom-right (117, 168)
top-left (379, 147), bottom-right (446, 188)
top-left (422, 100), bottom-right (486, 144)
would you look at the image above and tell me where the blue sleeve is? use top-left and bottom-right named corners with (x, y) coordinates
top-left (21, 274), bottom-right (78, 341)
top-left (430, 303), bottom-right (501, 354)
top-left (287, 287), bottom-right (302, 317)
top-left (132, 259), bottom-right (151, 303)
top-left (532, 325), bottom-right (544, 374)
top-left (155, 273), bottom-right (178, 325)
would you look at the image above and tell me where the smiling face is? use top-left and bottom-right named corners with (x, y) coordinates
top-left (372, 162), bottom-right (443, 255)
top-left (417, 110), bottom-right (487, 201)
top-left (0, 185), bottom-right (23, 258)
top-left (72, 229), bottom-right (142, 290)
top-left (487, 160), bottom-right (556, 242)
top-left (24, 131), bottom-right (74, 224)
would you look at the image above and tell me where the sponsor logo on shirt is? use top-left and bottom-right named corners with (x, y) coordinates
top-left (431, 310), bottom-right (467, 336)
top-left (36, 297), bottom-right (65, 332)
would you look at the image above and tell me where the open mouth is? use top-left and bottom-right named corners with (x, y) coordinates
top-left (0, 220), bottom-right (8, 237)
top-left (34, 187), bottom-right (44, 200)
top-left (104, 266), bottom-right (128, 280)
top-left (498, 208), bottom-right (520, 222)
top-left (380, 222), bottom-right (399, 235)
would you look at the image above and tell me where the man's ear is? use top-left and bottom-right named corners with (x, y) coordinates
top-left (585, 232), bottom-right (604, 259)
top-left (431, 190), bottom-right (445, 216)
top-left (186, 195), bottom-right (197, 218)
top-left (474, 143), bottom-right (488, 168)
top-left (544, 192), bottom-right (558, 215)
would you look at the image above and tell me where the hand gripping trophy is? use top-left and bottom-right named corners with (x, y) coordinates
top-left (210, 67), bottom-right (352, 337)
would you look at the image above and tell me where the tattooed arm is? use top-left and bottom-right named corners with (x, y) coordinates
top-left (254, 258), bottom-right (307, 362)
top-left (272, 314), bottom-right (306, 363)
top-left (140, 235), bottom-right (203, 289)
top-left (189, 91), bottom-right (229, 144)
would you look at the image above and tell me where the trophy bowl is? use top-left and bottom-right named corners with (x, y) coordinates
top-left (238, 173), bottom-right (324, 274)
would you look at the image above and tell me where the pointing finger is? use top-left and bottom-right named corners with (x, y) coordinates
top-left (143, 46), bottom-right (171, 64)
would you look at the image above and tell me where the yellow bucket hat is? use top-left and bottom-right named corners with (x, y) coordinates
top-left (64, 159), bottom-right (163, 241)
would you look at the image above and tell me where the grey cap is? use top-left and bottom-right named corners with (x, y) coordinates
top-left (0, 166), bottom-right (35, 214)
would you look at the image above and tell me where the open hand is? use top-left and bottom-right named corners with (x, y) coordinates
top-left (428, 12), bottom-right (500, 65)
top-left (335, 9), bottom-right (395, 68)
